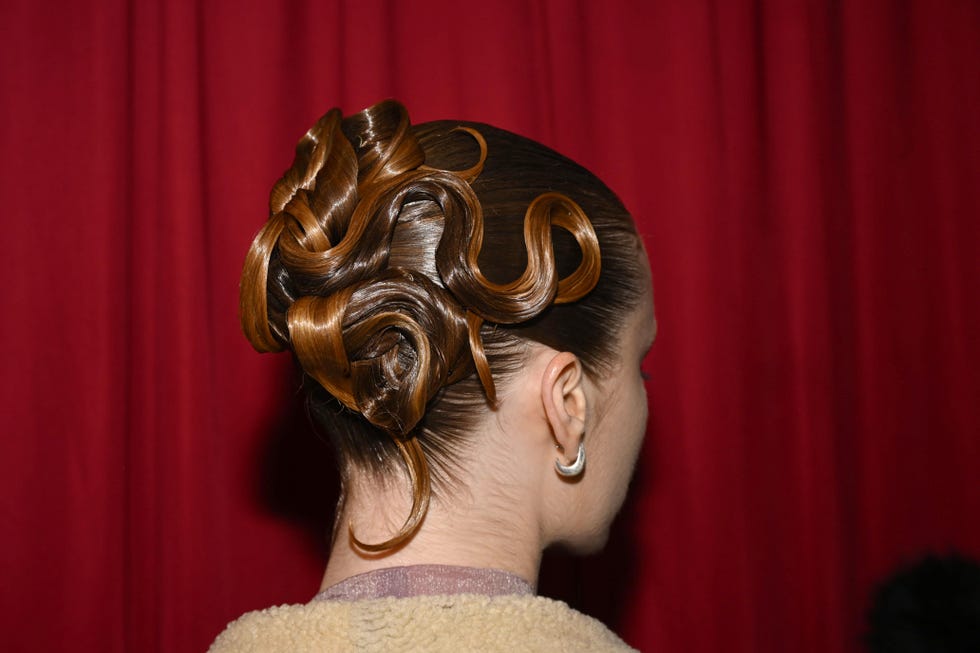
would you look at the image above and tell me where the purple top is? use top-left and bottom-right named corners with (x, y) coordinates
top-left (314, 565), bottom-right (535, 602)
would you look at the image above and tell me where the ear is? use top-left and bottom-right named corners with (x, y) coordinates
top-left (539, 351), bottom-right (587, 464)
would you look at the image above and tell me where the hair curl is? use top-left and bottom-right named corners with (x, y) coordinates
top-left (240, 100), bottom-right (643, 550)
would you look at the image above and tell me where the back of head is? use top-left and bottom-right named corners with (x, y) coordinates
top-left (240, 100), bottom-right (644, 549)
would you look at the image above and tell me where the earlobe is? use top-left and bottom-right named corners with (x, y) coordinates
top-left (540, 351), bottom-right (587, 464)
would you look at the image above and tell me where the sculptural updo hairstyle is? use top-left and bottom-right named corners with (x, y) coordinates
top-left (240, 100), bottom-right (644, 550)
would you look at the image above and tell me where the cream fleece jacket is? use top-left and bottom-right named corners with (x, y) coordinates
top-left (209, 593), bottom-right (637, 652)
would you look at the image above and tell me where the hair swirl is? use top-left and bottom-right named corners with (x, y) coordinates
top-left (286, 269), bottom-right (470, 435)
top-left (240, 100), bottom-right (640, 551)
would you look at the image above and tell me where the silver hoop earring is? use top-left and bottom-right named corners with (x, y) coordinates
top-left (555, 441), bottom-right (586, 477)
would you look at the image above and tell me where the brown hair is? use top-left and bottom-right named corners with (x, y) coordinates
top-left (240, 100), bottom-right (643, 550)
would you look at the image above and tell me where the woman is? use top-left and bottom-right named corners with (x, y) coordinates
top-left (210, 100), bottom-right (655, 651)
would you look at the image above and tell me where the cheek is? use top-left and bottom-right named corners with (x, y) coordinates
top-left (628, 377), bottom-right (649, 438)
top-left (610, 385), bottom-right (648, 482)
top-left (620, 379), bottom-right (649, 475)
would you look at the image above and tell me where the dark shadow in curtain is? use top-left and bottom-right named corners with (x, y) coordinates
top-left (254, 367), bottom-right (339, 563)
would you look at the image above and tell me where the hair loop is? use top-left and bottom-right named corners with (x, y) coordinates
top-left (531, 193), bottom-right (602, 303)
top-left (240, 213), bottom-right (288, 352)
top-left (418, 126), bottom-right (487, 183)
top-left (270, 109), bottom-right (344, 214)
top-left (435, 190), bottom-right (601, 324)
top-left (343, 100), bottom-right (425, 189)
top-left (288, 289), bottom-right (353, 397)
top-left (281, 192), bottom-right (333, 253)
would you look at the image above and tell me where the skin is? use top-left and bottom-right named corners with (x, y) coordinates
top-left (320, 257), bottom-right (656, 591)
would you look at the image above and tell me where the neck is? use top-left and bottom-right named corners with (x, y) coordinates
top-left (320, 472), bottom-right (544, 592)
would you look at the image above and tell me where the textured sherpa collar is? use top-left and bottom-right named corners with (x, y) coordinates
top-left (209, 593), bottom-right (636, 652)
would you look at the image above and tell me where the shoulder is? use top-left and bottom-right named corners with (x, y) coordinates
top-left (208, 594), bottom-right (636, 652)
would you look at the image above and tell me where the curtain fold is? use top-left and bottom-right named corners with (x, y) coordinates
top-left (2, 1), bottom-right (977, 651)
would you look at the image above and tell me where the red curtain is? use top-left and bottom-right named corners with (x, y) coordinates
top-left (2, 1), bottom-right (977, 651)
